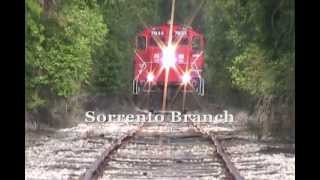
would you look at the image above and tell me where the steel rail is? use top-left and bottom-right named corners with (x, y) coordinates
top-left (191, 121), bottom-right (245, 180)
top-left (80, 123), bottom-right (143, 180)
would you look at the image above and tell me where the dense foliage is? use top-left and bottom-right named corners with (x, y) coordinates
top-left (26, 0), bottom-right (107, 109)
top-left (201, 0), bottom-right (294, 139)
top-left (202, 0), bottom-right (294, 103)
top-left (91, 0), bottom-right (161, 93)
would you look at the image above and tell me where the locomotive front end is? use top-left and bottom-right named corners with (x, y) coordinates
top-left (133, 24), bottom-right (205, 97)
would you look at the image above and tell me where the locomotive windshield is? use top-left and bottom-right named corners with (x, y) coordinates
top-left (137, 36), bottom-right (146, 50)
top-left (192, 36), bottom-right (201, 53)
top-left (177, 37), bottom-right (189, 46)
top-left (149, 36), bottom-right (165, 47)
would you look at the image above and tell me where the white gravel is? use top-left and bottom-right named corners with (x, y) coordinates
top-left (25, 110), bottom-right (295, 180)
top-left (222, 139), bottom-right (295, 180)
top-left (25, 122), bottom-right (141, 180)
top-left (194, 110), bottom-right (295, 180)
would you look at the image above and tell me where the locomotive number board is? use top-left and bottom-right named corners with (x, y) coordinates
top-left (151, 30), bottom-right (187, 36)
top-left (151, 31), bottom-right (164, 36)
top-left (175, 30), bottom-right (187, 36)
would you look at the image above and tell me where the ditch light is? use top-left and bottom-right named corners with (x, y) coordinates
top-left (182, 72), bottom-right (191, 85)
top-left (147, 72), bottom-right (154, 82)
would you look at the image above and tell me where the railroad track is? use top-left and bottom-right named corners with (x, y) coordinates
top-left (80, 109), bottom-right (244, 180)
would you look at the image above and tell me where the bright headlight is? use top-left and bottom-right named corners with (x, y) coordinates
top-left (161, 45), bottom-right (176, 69)
top-left (182, 72), bottom-right (191, 84)
top-left (147, 72), bottom-right (154, 82)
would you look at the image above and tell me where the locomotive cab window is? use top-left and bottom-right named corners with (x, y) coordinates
top-left (149, 38), bottom-right (156, 46)
top-left (178, 37), bottom-right (189, 46)
top-left (192, 36), bottom-right (201, 53)
top-left (149, 36), bottom-right (165, 47)
top-left (136, 36), bottom-right (146, 50)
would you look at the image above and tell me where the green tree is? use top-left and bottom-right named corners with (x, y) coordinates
top-left (26, 0), bottom-right (46, 109)
top-left (26, 0), bottom-right (107, 110)
top-left (92, 0), bottom-right (161, 94)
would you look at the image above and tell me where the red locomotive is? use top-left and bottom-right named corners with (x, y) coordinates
top-left (133, 23), bottom-right (205, 98)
